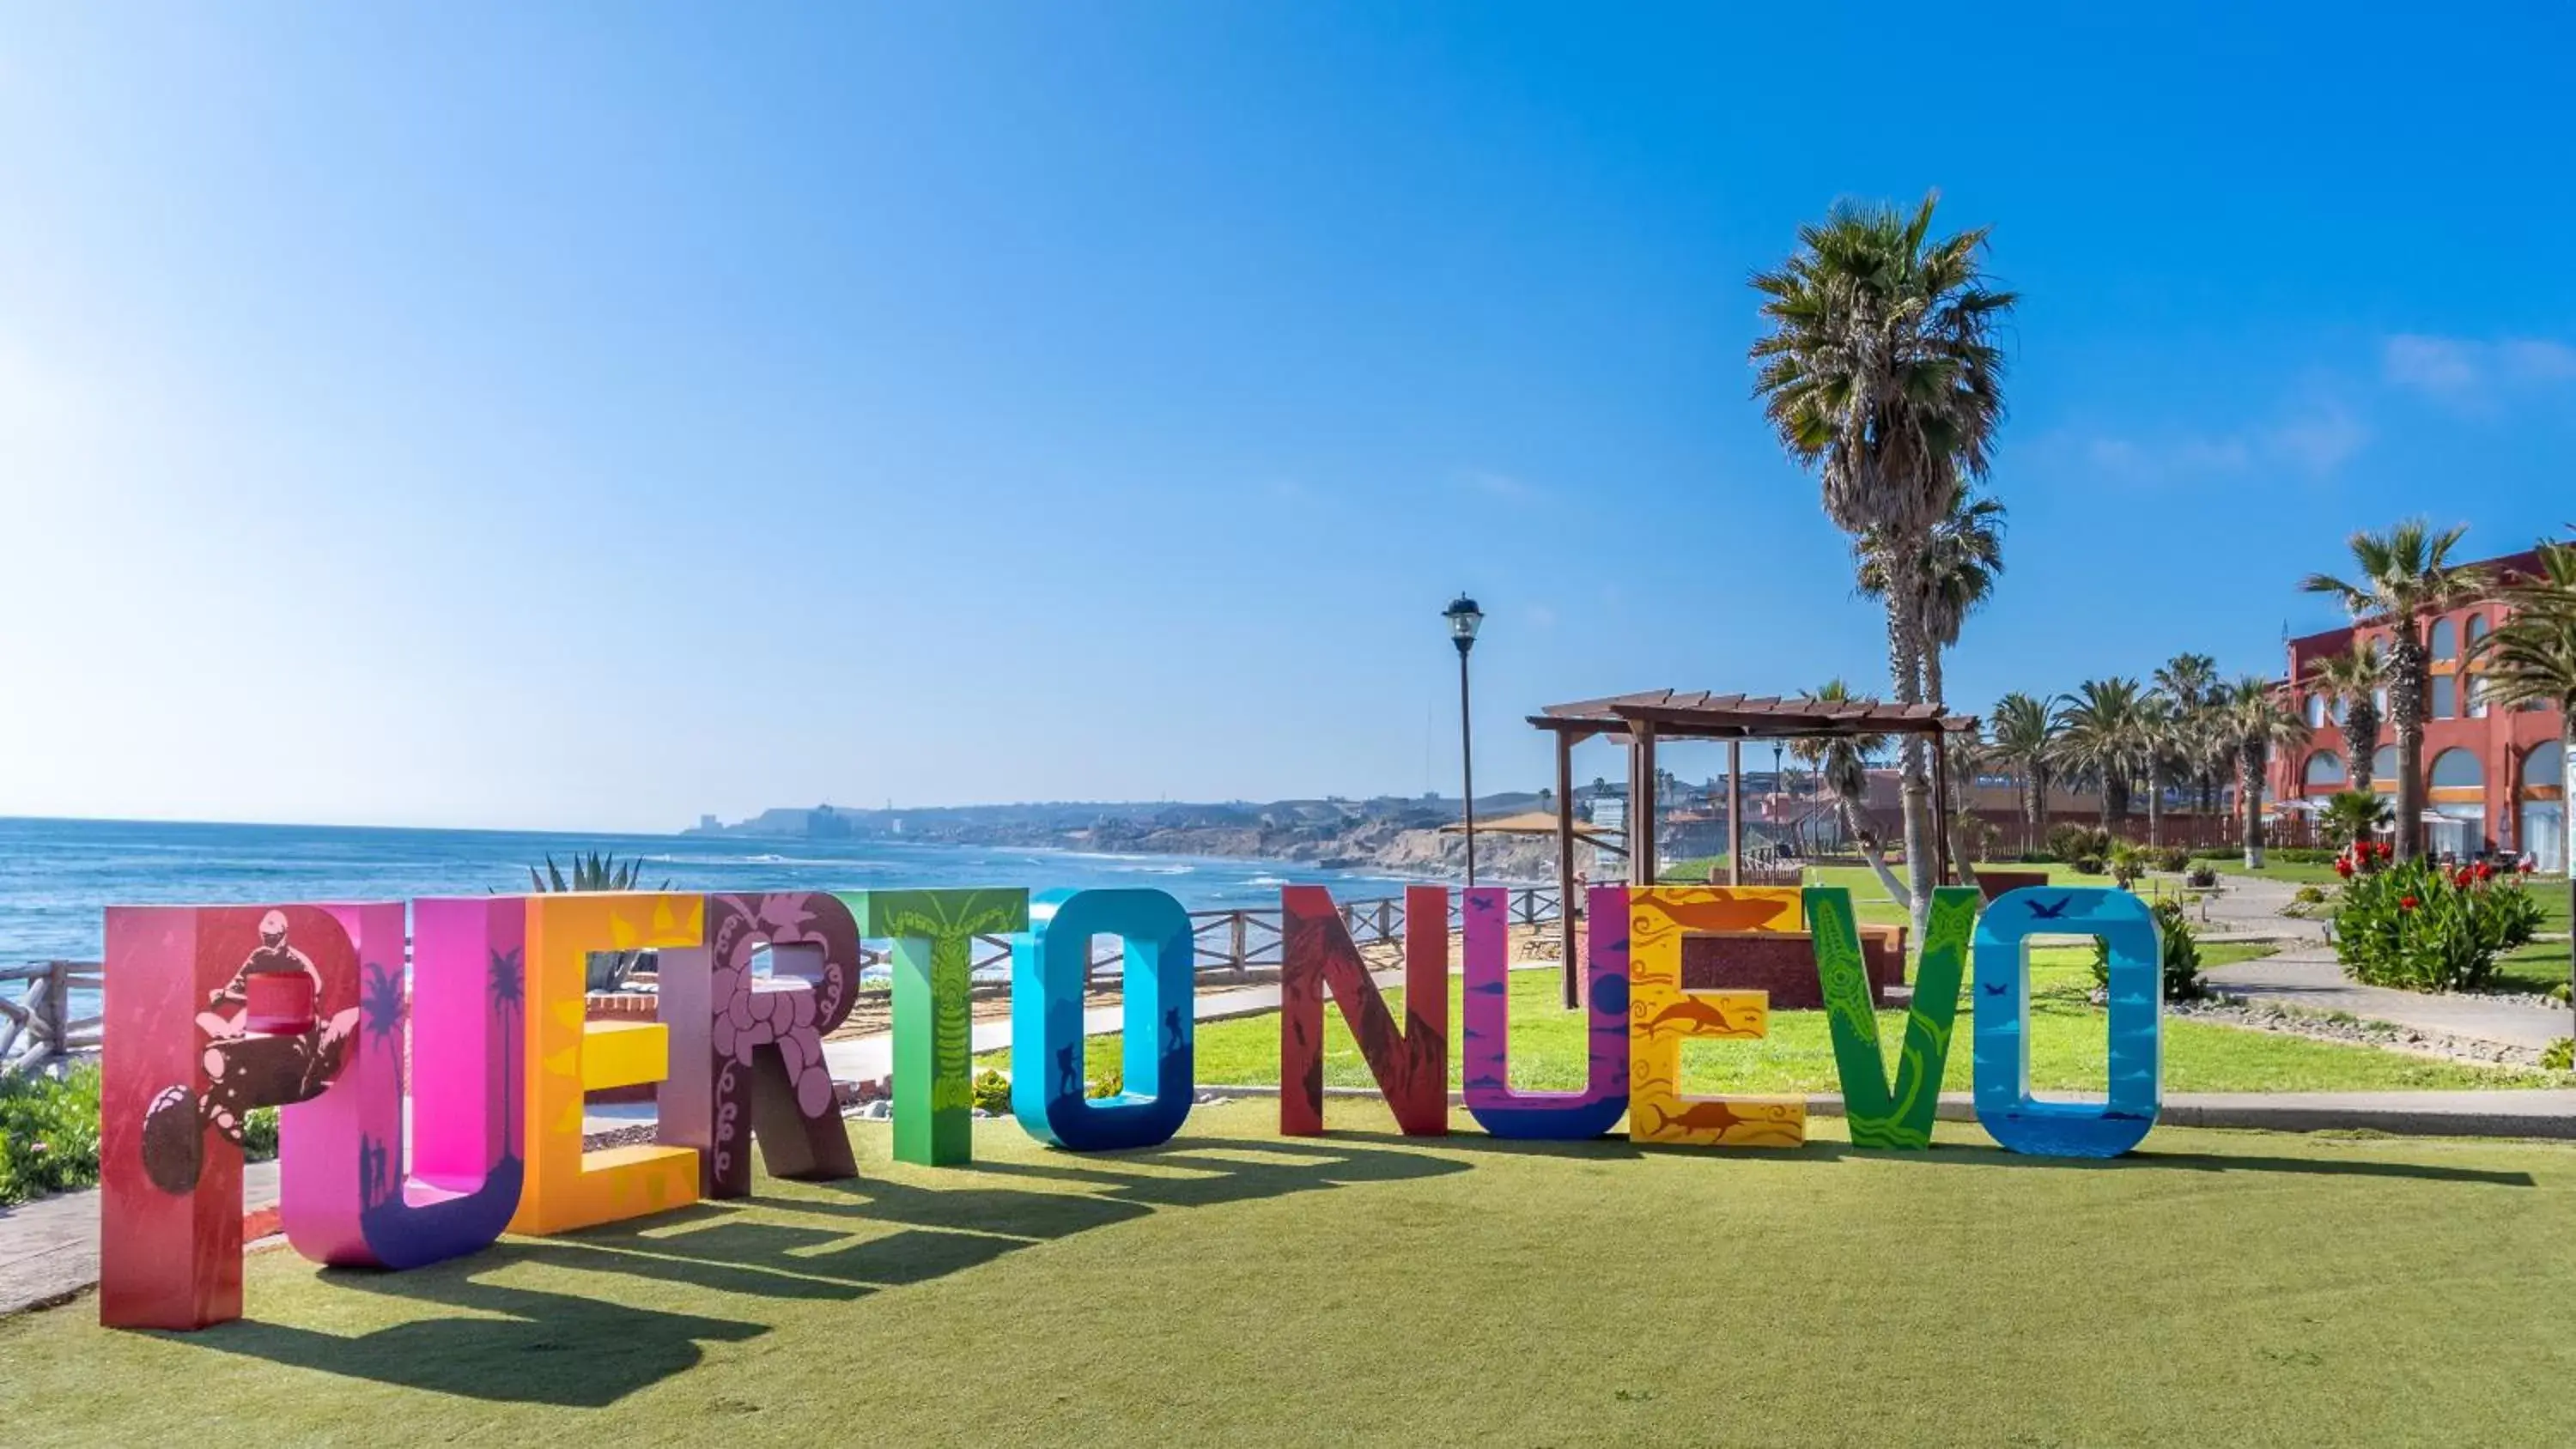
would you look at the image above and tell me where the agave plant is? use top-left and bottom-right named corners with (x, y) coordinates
top-left (526, 852), bottom-right (672, 991)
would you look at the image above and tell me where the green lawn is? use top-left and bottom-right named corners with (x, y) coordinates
top-left (2496, 938), bottom-right (2574, 997)
top-left (1004, 960), bottom-right (2555, 1095)
top-left (5, 1103), bottom-right (2572, 1445)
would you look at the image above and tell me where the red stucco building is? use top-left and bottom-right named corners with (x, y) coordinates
top-left (2269, 548), bottom-right (2567, 869)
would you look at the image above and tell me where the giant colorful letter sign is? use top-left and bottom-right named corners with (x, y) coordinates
top-left (282, 898), bottom-right (526, 1269)
top-left (1461, 885), bottom-right (1629, 1139)
top-left (849, 888), bottom-right (1030, 1166)
top-left (1807, 885), bottom-right (1976, 1150)
top-left (1010, 888), bottom-right (1194, 1151)
top-left (509, 892), bottom-right (707, 1234)
top-left (1627, 888), bottom-right (1804, 1147)
top-left (655, 892), bottom-right (864, 1197)
top-left (1972, 885), bottom-right (2163, 1158)
top-left (1279, 885), bottom-right (1448, 1137)
top-left (100, 905), bottom-right (361, 1329)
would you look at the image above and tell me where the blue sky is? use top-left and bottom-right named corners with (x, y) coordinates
top-left (3, 3), bottom-right (2571, 832)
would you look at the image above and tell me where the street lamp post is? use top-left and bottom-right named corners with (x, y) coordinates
top-left (1443, 594), bottom-right (1484, 887)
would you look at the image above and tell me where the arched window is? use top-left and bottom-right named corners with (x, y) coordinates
top-left (2431, 617), bottom-right (2458, 661)
top-left (2428, 748), bottom-right (2483, 790)
top-left (2372, 685), bottom-right (2389, 717)
top-left (2305, 693), bottom-right (2325, 728)
top-left (2372, 745), bottom-right (2397, 785)
top-left (2466, 674), bottom-right (2488, 718)
top-left (2302, 752), bottom-right (2346, 791)
top-left (2431, 675), bottom-right (2458, 718)
top-left (2466, 613), bottom-right (2491, 648)
top-left (2527, 741), bottom-right (2566, 794)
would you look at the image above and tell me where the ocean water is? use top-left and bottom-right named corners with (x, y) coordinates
top-left (0, 815), bottom-right (1427, 986)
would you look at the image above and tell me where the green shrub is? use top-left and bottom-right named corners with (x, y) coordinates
top-left (0, 1064), bottom-right (104, 1207)
top-left (2089, 898), bottom-right (2206, 1002)
top-left (2155, 846), bottom-right (2192, 873)
top-left (2046, 824), bottom-right (2111, 864)
top-left (241, 1106), bottom-right (279, 1160)
top-left (2331, 858), bottom-right (2543, 993)
top-left (1087, 1064), bottom-right (1124, 1099)
top-left (2293, 885), bottom-right (2328, 905)
top-left (2543, 1039), bottom-right (2574, 1073)
top-left (969, 1068), bottom-right (1012, 1116)
top-left (2071, 854), bottom-right (2106, 876)
top-left (2105, 841), bottom-right (2151, 888)
top-left (2184, 864), bottom-right (2218, 888)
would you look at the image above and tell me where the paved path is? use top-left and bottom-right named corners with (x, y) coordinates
top-left (0, 1161), bottom-right (281, 1318)
top-left (2196, 871), bottom-right (2571, 1050)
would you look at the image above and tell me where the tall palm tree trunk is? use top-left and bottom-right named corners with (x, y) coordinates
top-left (2239, 738), bottom-right (2267, 869)
top-left (1886, 584), bottom-right (1934, 937)
top-left (2390, 627), bottom-right (2427, 861)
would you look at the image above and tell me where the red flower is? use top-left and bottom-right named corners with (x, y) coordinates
top-left (2335, 857), bottom-right (2355, 878)
top-left (2400, 894), bottom-right (2421, 911)
top-left (2475, 861), bottom-right (2495, 882)
top-left (2375, 841), bottom-right (2393, 860)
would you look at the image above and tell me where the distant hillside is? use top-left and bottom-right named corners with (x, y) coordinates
top-left (682, 792), bottom-right (1571, 882)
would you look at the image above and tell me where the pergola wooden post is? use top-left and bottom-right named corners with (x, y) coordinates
top-left (1529, 690), bottom-right (1979, 1010)
top-left (1727, 739), bottom-right (1743, 887)
top-left (1553, 728), bottom-right (1577, 1009)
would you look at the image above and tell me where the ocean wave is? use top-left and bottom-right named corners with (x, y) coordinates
top-left (1243, 876), bottom-right (1289, 887)
top-left (1113, 864), bottom-right (1195, 876)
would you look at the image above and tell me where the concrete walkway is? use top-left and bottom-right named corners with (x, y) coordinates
top-left (0, 1161), bottom-right (280, 1318)
top-left (2196, 871), bottom-right (2571, 1050)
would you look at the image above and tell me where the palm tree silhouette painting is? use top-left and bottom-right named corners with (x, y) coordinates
top-left (488, 946), bottom-right (524, 1157)
top-left (356, 959), bottom-right (409, 1210)
top-left (360, 961), bottom-right (408, 1090)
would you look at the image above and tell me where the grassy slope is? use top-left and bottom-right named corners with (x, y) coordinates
top-left (5, 1103), bottom-right (2573, 1446)
top-left (1131, 962), bottom-right (2552, 1095)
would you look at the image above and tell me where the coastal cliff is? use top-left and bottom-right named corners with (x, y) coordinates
top-left (685, 795), bottom-right (1587, 884)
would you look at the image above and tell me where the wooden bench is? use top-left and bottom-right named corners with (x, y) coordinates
top-left (1975, 868), bottom-right (2050, 902)
top-left (1680, 926), bottom-right (1905, 1010)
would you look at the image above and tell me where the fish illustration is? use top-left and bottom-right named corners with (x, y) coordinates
top-left (1640, 1099), bottom-right (1753, 1137)
top-left (1643, 997), bottom-right (1753, 1035)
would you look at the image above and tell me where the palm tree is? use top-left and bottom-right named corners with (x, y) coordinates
top-left (2302, 521), bottom-right (2484, 860)
top-left (2319, 790), bottom-right (2390, 851)
top-left (2223, 676), bottom-right (2311, 869)
top-left (2137, 693), bottom-right (2182, 849)
top-left (1790, 680), bottom-right (1910, 906)
top-left (1752, 192), bottom-right (2015, 936)
top-left (2057, 678), bottom-right (2150, 831)
top-left (1859, 491), bottom-right (2008, 713)
top-left (2308, 636), bottom-right (2385, 793)
top-left (2467, 540), bottom-right (2576, 998)
top-left (1860, 491), bottom-right (2008, 876)
top-left (2153, 652), bottom-right (2222, 830)
top-left (1986, 691), bottom-right (2061, 854)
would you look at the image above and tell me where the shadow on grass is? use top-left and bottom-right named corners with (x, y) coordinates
top-left (1316, 1125), bottom-right (2539, 1187)
top-left (175, 1134), bottom-right (1467, 1406)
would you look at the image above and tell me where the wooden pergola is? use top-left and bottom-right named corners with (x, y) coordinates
top-left (1530, 689), bottom-right (1980, 1008)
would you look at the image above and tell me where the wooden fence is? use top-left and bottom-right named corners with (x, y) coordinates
top-left (0, 888), bottom-right (1568, 1075)
top-left (860, 887), bottom-right (1565, 978)
top-left (0, 961), bottom-right (102, 1073)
